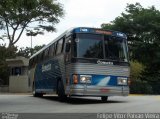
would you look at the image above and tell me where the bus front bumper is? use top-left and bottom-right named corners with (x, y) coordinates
top-left (66, 84), bottom-right (129, 97)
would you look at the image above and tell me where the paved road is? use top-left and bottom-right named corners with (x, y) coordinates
top-left (0, 94), bottom-right (160, 113)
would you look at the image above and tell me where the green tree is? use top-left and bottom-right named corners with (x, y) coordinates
top-left (102, 3), bottom-right (160, 94)
top-left (0, 44), bottom-right (44, 85)
top-left (0, 44), bottom-right (17, 85)
top-left (130, 60), bottom-right (144, 81)
top-left (17, 45), bottom-right (45, 58)
top-left (0, 0), bottom-right (64, 47)
top-left (129, 61), bottom-right (153, 94)
top-left (102, 3), bottom-right (160, 64)
top-left (26, 30), bottom-right (44, 50)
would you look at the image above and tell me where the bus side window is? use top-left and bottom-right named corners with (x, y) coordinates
top-left (55, 41), bottom-right (58, 55)
top-left (41, 51), bottom-right (45, 62)
top-left (53, 43), bottom-right (56, 56)
top-left (38, 53), bottom-right (42, 63)
top-left (65, 37), bottom-right (72, 62)
top-left (32, 57), bottom-right (36, 67)
top-left (56, 39), bottom-right (64, 55)
top-left (35, 56), bottom-right (38, 65)
top-left (49, 44), bottom-right (55, 58)
top-left (65, 37), bottom-right (72, 53)
top-left (47, 48), bottom-right (50, 58)
top-left (61, 38), bottom-right (65, 53)
top-left (44, 48), bottom-right (49, 60)
top-left (49, 46), bottom-right (51, 58)
top-left (29, 58), bottom-right (33, 69)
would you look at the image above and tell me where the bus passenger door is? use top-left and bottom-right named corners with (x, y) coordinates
top-left (65, 36), bottom-right (72, 63)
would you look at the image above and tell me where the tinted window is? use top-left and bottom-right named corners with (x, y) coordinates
top-left (38, 53), bottom-right (42, 63)
top-left (104, 36), bottom-right (128, 61)
top-left (29, 58), bottom-right (33, 68)
top-left (41, 51), bottom-right (45, 61)
top-left (74, 34), bottom-right (104, 59)
top-left (56, 39), bottom-right (64, 54)
top-left (11, 67), bottom-right (21, 75)
top-left (32, 57), bottom-right (36, 66)
top-left (49, 44), bottom-right (55, 58)
top-left (44, 48), bottom-right (49, 60)
top-left (61, 38), bottom-right (65, 52)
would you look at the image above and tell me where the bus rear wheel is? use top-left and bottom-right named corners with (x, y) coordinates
top-left (57, 80), bottom-right (67, 101)
top-left (32, 83), bottom-right (43, 97)
top-left (34, 93), bottom-right (43, 97)
top-left (101, 96), bottom-right (108, 102)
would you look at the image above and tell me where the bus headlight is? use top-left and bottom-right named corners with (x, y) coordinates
top-left (80, 75), bottom-right (92, 83)
top-left (117, 77), bottom-right (127, 85)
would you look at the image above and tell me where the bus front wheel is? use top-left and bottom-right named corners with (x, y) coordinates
top-left (57, 80), bottom-right (67, 101)
top-left (101, 96), bottom-right (108, 102)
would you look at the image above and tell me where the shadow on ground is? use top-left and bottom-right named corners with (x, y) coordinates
top-left (31, 95), bottom-right (128, 105)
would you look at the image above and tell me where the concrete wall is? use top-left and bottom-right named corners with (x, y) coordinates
top-left (6, 57), bottom-right (31, 93)
top-left (9, 75), bottom-right (31, 93)
top-left (0, 85), bottom-right (9, 92)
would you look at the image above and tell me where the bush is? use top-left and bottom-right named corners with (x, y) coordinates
top-left (149, 82), bottom-right (160, 94)
top-left (130, 80), bottom-right (153, 94)
top-left (130, 61), bottom-right (144, 81)
top-left (129, 61), bottom-right (153, 94)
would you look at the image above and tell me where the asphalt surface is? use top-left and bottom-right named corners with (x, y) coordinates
top-left (0, 94), bottom-right (160, 113)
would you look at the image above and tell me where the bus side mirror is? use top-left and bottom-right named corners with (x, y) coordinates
top-left (65, 43), bottom-right (71, 53)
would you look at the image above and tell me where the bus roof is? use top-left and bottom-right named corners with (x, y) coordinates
top-left (29, 27), bottom-right (127, 60)
top-left (29, 27), bottom-right (74, 59)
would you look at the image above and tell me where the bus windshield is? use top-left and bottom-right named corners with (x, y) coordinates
top-left (73, 33), bottom-right (128, 62)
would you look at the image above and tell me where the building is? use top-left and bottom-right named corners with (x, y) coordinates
top-left (6, 56), bottom-right (31, 93)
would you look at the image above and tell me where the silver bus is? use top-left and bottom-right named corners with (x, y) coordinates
top-left (29, 27), bottom-right (130, 102)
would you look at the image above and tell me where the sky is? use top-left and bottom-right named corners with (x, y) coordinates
top-left (1, 0), bottom-right (160, 48)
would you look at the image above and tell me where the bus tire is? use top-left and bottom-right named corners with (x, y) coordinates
top-left (101, 96), bottom-right (108, 102)
top-left (32, 83), bottom-right (43, 97)
top-left (57, 80), bottom-right (67, 101)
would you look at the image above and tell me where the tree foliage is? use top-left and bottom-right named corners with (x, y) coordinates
top-left (130, 60), bottom-right (144, 81)
top-left (102, 3), bottom-right (160, 64)
top-left (17, 45), bottom-right (45, 58)
top-left (0, 0), bottom-right (64, 47)
top-left (102, 3), bottom-right (160, 94)
top-left (0, 44), bottom-right (45, 85)
top-left (0, 44), bottom-right (17, 85)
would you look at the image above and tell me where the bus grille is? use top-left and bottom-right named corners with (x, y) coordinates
top-left (66, 63), bottom-right (130, 77)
